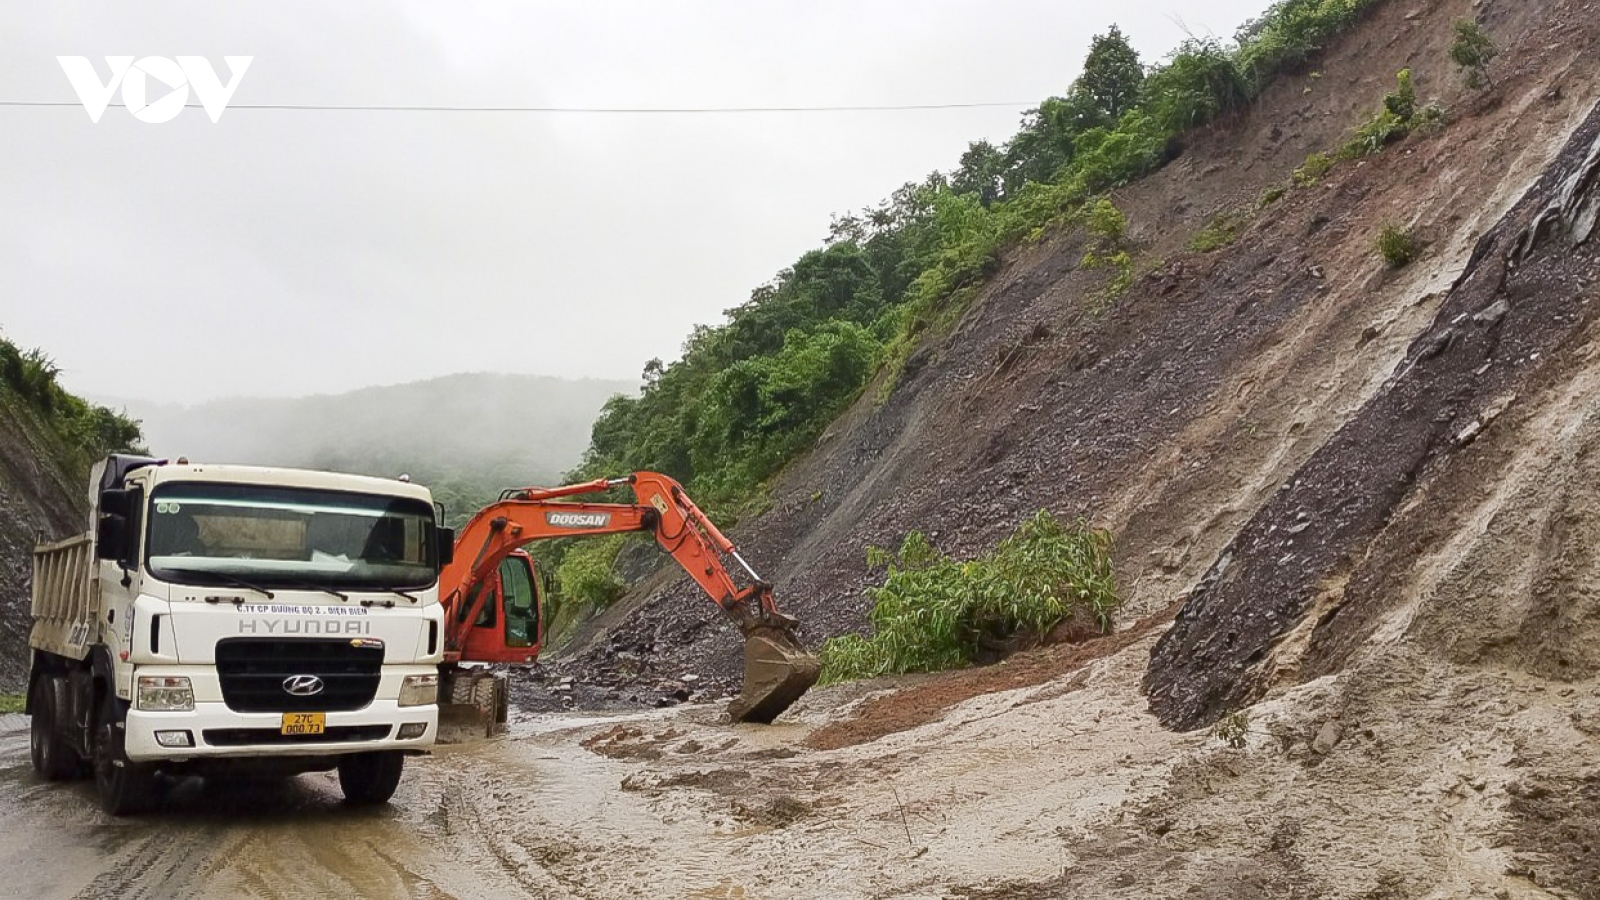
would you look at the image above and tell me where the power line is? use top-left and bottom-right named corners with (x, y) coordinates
top-left (0, 99), bottom-right (1034, 114)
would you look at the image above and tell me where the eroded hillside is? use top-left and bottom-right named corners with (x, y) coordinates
top-left (552, 0), bottom-right (1600, 695)
top-left (467, 1), bottom-right (1600, 894)
top-left (0, 388), bottom-right (125, 689)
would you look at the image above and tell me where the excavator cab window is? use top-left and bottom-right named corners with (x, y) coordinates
top-left (467, 580), bottom-right (497, 627)
top-left (500, 556), bottom-right (538, 648)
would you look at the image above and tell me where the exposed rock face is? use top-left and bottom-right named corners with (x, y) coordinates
top-left (1146, 105), bottom-right (1600, 730)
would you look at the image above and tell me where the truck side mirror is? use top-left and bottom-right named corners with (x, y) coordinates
top-left (100, 488), bottom-right (132, 518)
top-left (96, 514), bottom-right (128, 561)
top-left (437, 527), bottom-right (455, 567)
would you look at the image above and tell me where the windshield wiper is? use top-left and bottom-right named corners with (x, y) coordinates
top-left (361, 585), bottom-right (420, 606)
top-left (276, 579), bottom-right (350, 602)
top-left (166, 568), bottom-right (276, 600)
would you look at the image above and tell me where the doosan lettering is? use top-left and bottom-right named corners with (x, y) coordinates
top-left (546, 512), bottom-right (611, 528)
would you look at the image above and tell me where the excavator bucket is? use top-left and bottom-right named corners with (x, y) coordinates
top-left (728, 626), bottom-right (821, 724)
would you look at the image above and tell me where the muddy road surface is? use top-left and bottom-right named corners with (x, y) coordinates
top-left (3, 618), bottom-right (1597, 899)
top-left (0, 707), bottom-right (815, 900)
top-left (0, 715), bottom-right (570, 898)
top-left (0, 641), bottom-right (1206, 900)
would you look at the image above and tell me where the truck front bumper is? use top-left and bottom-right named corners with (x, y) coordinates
top-left (124, 698), bottom-right (438, 763)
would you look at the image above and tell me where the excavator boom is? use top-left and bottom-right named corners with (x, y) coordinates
top-left (440, 472), bottom-right (818, 724)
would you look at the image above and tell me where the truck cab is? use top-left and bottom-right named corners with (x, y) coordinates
top-left (28, 455), bottom-right (452, 814)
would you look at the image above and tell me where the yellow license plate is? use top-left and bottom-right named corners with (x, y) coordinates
top-left (281, 712), bottom-right (325, 735)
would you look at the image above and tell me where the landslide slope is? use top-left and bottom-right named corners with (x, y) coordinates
top-left (558, 0), bottom-right (1600, 715)
top-left (0, 394), bottom-right (99, 690)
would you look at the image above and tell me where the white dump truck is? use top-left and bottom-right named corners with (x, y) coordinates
top-left (26, 455), bottom-right (453, 814)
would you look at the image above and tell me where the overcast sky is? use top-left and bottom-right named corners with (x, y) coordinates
top-left (2, 1), bottom-right (1266, 405)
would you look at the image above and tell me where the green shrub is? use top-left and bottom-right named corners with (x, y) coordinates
top-left (1377, 222), bottom-right (1420, 268)
top-left (1213, 710), bottom-right (1251, 748)
top-left (1236, 0), bottom-right (1385, 89)
top-left (1339, 69), bottom-right (1419, 159)
top-left (0, 694), bottom-right (24, 715)
top-left (1144, 39), bottom-right (1253, 133)
top-left (1293, 152), bottom-right (1335, 185)
top-left (1082, 249), bottom-right (1136, 298)
top-left (1259, 183), bottom-right (1288, 206)
top-left (1072, 111), bottom-right (1174, 193)
top-left (1413, 101), bottom-right (1449, 135)
top-left (1189, 211), bottom-right (1246, 252)
top-left (818, 511), bottom-right (1120, 683)
top-left (1079, 198), bottom-right (1134, 297)
top-left (1084, 197), bottom-right (1128, 242)
top-left (1450, 19), bottom-right (1498, 89)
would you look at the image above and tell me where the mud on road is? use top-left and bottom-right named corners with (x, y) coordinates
top-left (0, 638), bottom-right (1204, 900)
top-left (5, 619), bottom-right (1596, 900)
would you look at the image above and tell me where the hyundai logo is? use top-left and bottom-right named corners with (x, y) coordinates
top-left (282, 674), bottom-right (325, 696)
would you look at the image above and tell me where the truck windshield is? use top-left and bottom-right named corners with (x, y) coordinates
top-left (144, 482), bottom-right (439, 591)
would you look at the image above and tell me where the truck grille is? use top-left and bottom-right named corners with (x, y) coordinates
top-left (202, 725), bottom-right (391, 746)
top-left (215, 638), bottom-right (383, 713)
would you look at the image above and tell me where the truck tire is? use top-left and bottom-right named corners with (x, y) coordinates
top-left (92, 699), bottom-right (157, 816)
top-left (337, 751), bottom-right (404, 805)
top-left (29, 678), bottom-right (82, 781)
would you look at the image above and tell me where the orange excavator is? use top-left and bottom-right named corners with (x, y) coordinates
top-left (435, 472), bottom-right (819, 728)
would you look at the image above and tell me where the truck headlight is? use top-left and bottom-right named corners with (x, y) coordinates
top-left (137, 675), bottom-right (194, 711)
top-left (399, 674), bottom-right (438, 707)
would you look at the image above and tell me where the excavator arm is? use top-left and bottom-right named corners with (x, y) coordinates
top-left (439, 472), bottom-right (819, 723)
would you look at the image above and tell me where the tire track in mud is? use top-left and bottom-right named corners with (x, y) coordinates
top-left (70, 827), bottom-right (229, 900)
top-left (424, 761), bottom-right (579, 900)
top-left (0, 716), bottom-right (581, 900)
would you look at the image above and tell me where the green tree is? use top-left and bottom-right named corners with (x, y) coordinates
top-left (1002, 97), bottom-right (1079, 194)
top-left (1449, 19), bottom-right (1498, 89)
top-left (951, 140), bottom-right (1007, 207)
top-left (1069, 26), bottom-right (1145, 129)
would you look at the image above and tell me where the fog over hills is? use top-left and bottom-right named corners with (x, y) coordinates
top-left (101, 372), bottom-right (635, 516)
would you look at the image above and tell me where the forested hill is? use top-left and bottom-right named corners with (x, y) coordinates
top-left (572, 1), bottom-right (1398, 509)
top-left (547, 0), bottom-right (1418, 611)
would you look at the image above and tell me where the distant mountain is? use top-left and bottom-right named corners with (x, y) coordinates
top-left (101, 373), bottom-right (636, 520)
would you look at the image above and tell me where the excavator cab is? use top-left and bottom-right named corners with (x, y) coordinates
top-left (457, 552), bottom-right (544, 663)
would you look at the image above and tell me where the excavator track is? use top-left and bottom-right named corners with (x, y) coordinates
top-left (437, 668), bottom-right (509, 743)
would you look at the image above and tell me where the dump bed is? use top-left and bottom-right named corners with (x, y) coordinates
top-left (30, 534), bottom-right (98, 661)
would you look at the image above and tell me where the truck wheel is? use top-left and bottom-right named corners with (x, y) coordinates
top-left (337, 751), bottom-right (404, 805)
top-left (29, 678), bottom-right (81, 781)
top-left (92, 701), bottom-right (157, 816)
